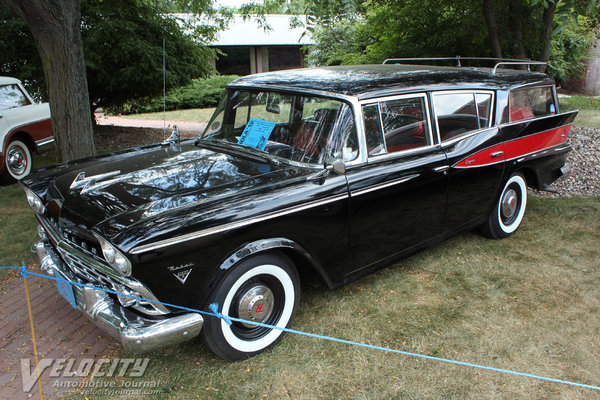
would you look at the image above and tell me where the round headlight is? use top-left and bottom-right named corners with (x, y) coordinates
top-left (103, 244), bottom-right (116, 264)
top-left (24, 188), bottom-right (45, 214)
top-left (26, 191), bottom-right (36, 207)
top-left (114, 253), bottom-right (131, 275)
top-left (93, 233), bottom-right (132, 276)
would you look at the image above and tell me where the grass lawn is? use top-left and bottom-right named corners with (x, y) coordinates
top-left (121, 107), bottom-right (216, 123)
top-left (560, 96), bottom-right (600, 128)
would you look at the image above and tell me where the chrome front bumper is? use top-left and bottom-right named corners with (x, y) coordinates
top-left (32, 240), bottom-right (204, 353)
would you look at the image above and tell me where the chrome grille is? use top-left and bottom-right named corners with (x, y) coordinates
top-left (39, 216), bottom-right (169, 316)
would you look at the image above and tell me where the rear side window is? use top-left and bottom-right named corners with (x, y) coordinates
top-left (434, 91), bottom-right (493, 142)
top-left (509, 86), bottom-right (556, 122)
top-left (362, 94), bottom-right (432, 157)
top-left (0, 84), bottom-right (31, 111)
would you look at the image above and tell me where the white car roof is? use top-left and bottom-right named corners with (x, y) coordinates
top-left (0, 76), bottom-right (22, 85)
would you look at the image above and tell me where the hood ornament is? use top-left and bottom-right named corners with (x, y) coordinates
top-left (70, 170), bottom-right (121, 192)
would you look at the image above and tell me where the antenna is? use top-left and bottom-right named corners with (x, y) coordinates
top-left (163, 38), bottom-right (166, 139)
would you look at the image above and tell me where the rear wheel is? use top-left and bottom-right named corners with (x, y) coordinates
top-left (481, 173), bottom-right (527, 239)
top-left (201, 252), bottom-right (300, 361)
top-left (2, 139), bottom-right (32, 183)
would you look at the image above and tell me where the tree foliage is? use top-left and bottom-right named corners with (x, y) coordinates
top-left (1, 0), bottom-right (216, 112)
top-left (82, 0), bottom-right (214, 113)
top-left (304, 0), bottom-right (599, 81)
top-left (0, 0), bottom-right (220, 162)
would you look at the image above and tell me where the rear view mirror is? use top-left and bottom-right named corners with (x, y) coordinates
top-left (266, 94), bottom-right (280, 114)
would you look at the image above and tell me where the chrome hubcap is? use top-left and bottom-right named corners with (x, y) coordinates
top-left (7, 146), bottom-right (27, 175)
top-left (237, 284), bottom-right (274, 328)
top-left (501, 189), bottom-right (518, 220)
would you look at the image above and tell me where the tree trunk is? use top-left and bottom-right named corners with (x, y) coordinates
top-left (482, 0), bottom-right (503, 58)
top-left (1, 0), bottom-right (95, 162)
top-left (509, 0), bottom-right (528, 61)
top-left (539, 1), bottom-right (557, 69)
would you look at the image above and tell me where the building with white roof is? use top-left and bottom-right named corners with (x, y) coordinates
top-left (208, 14), bottom-right (314, 75)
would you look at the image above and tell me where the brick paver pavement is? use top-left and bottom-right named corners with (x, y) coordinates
top-left (0, 269), bottom-right (117, 399)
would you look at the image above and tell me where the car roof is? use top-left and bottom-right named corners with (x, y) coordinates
top-left (230, 64), bottom-right (554, 100)
top-left (0, 76), bottom-right (22, 86)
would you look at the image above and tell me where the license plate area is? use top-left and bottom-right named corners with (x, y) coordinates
top-left (56, 279), bottom-right (77, 309)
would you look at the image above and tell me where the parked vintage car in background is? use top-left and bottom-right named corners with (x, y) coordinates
top-left (22, 59), bottom-right (576, 360)
top-left (0, 76), bottom-right (53, 183)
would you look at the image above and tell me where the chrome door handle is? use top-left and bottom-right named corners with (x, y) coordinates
top-left (433, 165), bottom-right (449, 173)
top-left (491, 151), bottom-right (504, 158)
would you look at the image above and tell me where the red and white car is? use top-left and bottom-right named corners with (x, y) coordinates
top-left (0, 76), bottom-right (53, 182)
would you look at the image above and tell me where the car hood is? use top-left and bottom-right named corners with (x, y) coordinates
top-left (49, 141), bottom-right (303, 239)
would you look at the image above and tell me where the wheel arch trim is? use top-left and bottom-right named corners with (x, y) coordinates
top-left (217, 237), bottom-right (333, 288)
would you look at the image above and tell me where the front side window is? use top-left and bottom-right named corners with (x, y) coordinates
top-left (362, 95), bottom-right (431, 157)
top-left (434, 91), bottom-right (493, 142)
top-left (0, 84), bottom-right (31, 111)
top-left (509, 86), bottom-right (555, 122)
top-left (201, 90), bottom-right (358, 165)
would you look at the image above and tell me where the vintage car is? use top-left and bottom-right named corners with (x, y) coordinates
top-left (0, 76), bottom-right (53, 183)
top-left (22, 61), bottom-right (576, 361)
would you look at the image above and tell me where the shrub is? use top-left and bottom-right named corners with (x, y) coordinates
top-left (111, 75), bottom-right (238, 115)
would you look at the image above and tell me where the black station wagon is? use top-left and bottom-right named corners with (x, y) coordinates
top-left (23, 60), bottom-right (576, 360)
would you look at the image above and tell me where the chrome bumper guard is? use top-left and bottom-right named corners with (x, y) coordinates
top-left (32, 240), bottom-right (204, 353)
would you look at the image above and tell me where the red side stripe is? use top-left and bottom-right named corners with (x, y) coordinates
top-left (454, 125), bottom-right (571, 168)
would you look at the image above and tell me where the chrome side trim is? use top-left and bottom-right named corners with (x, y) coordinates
top-left (35, 137), bottom-right (55, 147)
top-left (131, 194), bottom-right (350, 254)
top-left (351, 174), bottom-right (420, 197)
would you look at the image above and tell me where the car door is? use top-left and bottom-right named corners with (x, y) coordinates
top-left (345, 93), bottom-right (448, 275)
top-left (433, 90), bottom-right (505, 231)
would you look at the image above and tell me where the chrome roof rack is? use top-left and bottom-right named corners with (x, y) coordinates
top-left (382, 56), bottom-right (547, 74)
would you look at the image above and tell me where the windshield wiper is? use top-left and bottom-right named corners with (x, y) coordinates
top-left (195, 139), bottom-right (281, 167)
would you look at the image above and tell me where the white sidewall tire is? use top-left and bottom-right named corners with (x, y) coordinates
top-left (5, 140), bottom-right (32, 180)
top-left (497, 174), bottom-right (527, 234)
top-left (220, 264), bottom-right (295, 353)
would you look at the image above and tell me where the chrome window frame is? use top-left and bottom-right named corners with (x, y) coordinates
top-left (432, 89), bottom-right (496, 147)
top-left (507, 84), bottom-right (556, 123)
top-left (226, 84), bottom-right (367, 168)
top-left (357, 92), bottom-right (435, 164)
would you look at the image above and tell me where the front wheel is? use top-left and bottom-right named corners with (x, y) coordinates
top-left (2, 139), bottom-right (32, 183)
top-left (481, 173), bottom-right (528, 239)
top-left (201, 252), bottom-right (300, 361)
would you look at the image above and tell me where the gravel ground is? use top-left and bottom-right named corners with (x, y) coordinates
top-left (534, 126), bottom-right (600, 197)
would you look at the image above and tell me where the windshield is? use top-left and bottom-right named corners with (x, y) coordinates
top-left (200, 89), bottom-right (358, 165)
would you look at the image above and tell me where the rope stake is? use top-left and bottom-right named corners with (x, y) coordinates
top-left (21, 262), bottom-right (44, 400)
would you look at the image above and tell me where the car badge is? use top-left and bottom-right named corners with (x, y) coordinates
top-left (173, 269), bottom-right (192, 284)
top-left (168, 263), bottom-right (194, 284)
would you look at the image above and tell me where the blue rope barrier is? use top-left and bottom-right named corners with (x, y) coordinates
top-left (11, 267), bottom-right (600, 392)
top-left (0, 266), bottom-right (22, 269)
